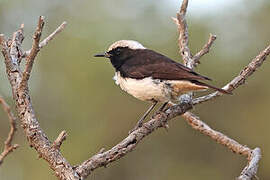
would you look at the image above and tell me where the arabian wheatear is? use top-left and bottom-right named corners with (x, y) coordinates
top-left (94, 40), bottom-right (230, 131)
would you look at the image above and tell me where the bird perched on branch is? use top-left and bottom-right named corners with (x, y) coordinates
top-left (94, 40), bottom-right (230, 132)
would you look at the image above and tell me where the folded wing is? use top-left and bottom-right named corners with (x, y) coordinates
top-left (120, 49), bottom-right (211, 81)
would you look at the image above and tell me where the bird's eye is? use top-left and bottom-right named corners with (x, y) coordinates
top-left (115, 48), bottom-right (121, 55)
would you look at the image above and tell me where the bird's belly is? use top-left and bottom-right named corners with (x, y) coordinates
top-left (113, 72), bottom-right (170, 102)
top-left (113, 72), bottom-right (208, 103)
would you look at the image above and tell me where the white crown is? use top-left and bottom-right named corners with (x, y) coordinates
top-left (107, 40), bottom-right (146, 51)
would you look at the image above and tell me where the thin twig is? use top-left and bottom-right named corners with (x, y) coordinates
top-left (182, 112), bottom-right (261, 180)
top-left (173, 0), bottom-right (193, 68)
top-left (0, 18), bottom-right (78, 179)
top-left (0, 1), bottom-right (268, 179)
top-left (0, 34), bottom-right (16, 73)
top-left (172, 0), bottom-right (195, 106)
top-left (238, 148), bottom-right (261, 180)
top-left (192, 34), bottom-right (217, 66)
top-left (182, 112), bottom-right (251, 156)
top-left (0, 34), bottom-right (4, 45)
top-left (0, 96), bottom-right (19, 166)
top-left (23, 21), bottom-right (67, 57)
top-left (52, 131), bottom-right (67, 150)
top-left (175, 0), bottom-right (264, 179)
top-left (20, 16), bottom-right (44, 90)
top-left (10, 24), bottom-right (24, 65)
top-left (193, 45), bottom-right (270, 105)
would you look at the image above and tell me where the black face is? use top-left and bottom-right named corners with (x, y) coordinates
top-left (107, 47), bottom-right (133, 70)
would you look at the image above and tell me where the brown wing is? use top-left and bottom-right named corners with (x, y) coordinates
top-left (119, 49), bottom-right (211, 81)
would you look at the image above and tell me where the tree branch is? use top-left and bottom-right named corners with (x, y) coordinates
top-left (0, 96), bottom-right (19, 166)
top-left (192, 34), bottom-right (217, 66)
top-left (23, 21), bottom-right (67, 57)
top-left (0, 19), bottom-right (79, 180)
top-left (52, 131), bottom-right (67, 150)
top-left (20, 16), bottom-right (44, 90)
top-left (0, 34), bottom-right (16, 73)
top-left (173, 2), bottom-right (217, 69)
top-left (193, 45), bottom-right (270, 105)
top-left (182, 112), bottom-right (252, 157)
top-left (0, 18), bottom-right (194, 178)
top-left (182, 112), bottom-right (261, 180)
top-left (238, 148), bottom-right (261, 180)
top-left (174, 0), bottom-right (264, 179)
top-left (9, 24), bottom-right (24, 65)
top-left (0, 1), bottom-right (268, 179)
top-left (173, 0), bottom-right (193, 68)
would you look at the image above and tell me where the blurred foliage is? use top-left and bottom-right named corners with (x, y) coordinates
top-left (0, 0), bottom-right (270, 180)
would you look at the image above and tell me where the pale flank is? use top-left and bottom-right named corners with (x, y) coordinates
top-left (113, 72), bottom-right (208, 103)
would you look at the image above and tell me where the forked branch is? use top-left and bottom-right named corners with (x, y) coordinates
top-left (0, 19), bottom-right (79, 179)
top-left (0, 0), bottom-right (268, 179)
top-left (174, 0), bottom-right (263, 179)
top-left (193, 45), bottom-right (270, 105)
top-left (172, 0), bottom-right (192, 67)
top-left (192, 34), bottom-right (217, 66)
top-left (0, 96), bottom-right (18, 166)
top-left (23, 21), bottom-right (67, 57)
top-left (182, 112), bottom-right (261, 180)
top-left (20, 16), bottom-right (44, 90)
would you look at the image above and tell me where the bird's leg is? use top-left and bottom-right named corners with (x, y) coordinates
top-left (134, 101), bottom-right (158, 128)
top-left (153, 102), bottom-right (169, 131)
top-left (158, 102), bottom-right (168, 112)
top-left (129, 101), bottom-right (158, 134)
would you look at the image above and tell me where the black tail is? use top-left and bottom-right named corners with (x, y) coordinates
top-left (191, 80), bottom-right (232, 95)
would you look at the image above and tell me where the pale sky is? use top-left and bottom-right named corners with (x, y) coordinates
top-left (168, 0), bottom-right (265, 16)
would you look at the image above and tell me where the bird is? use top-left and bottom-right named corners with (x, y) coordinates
top-left (94, 40), bottom-right (230, 131)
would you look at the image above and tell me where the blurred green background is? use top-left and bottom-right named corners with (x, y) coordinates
top-left (0, 0), bottom-right (270, 179)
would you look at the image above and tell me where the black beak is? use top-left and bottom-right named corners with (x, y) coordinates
top-left (94, 52), bottom-right (110, 58)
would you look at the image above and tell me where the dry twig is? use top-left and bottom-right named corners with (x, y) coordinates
top-left (0, 96), bottom-right (18, 165)
top-left (192, 34), bottom-right (217, 66)
top-left (238, 148), bottom-right (261, 180)
top-left (23, 21), bottom-right (67, 57)
top-left (0, 0), bottom-right (268, 179)
top-left (193, 45), bottom-right (270, 105)
top-left (182, 112), bottom-right (251, 156)
top-left (182, 112), bottom-right (261, 180)
top-left (174, 0), bottom-right (263, 179)
top-left (20, 16), bottom-right (44, 90)
top-left (53, 131), bottom-right (67, 150)
top-left (173, 0), bottom-right (192, 67)
top-left (0, 19), bottom-right (78, 179)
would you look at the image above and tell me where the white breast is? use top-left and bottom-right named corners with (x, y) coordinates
top-left (113, 72), bottom-right (170, 102)
top-left (113, 72), bottom-right (208, 103)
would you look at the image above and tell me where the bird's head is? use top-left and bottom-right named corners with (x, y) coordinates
top-left (94, 40), bottom-right (146, 69)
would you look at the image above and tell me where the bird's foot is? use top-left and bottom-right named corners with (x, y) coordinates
top-left (128, 102), bottom-right (158, 135)
top-left (152, 110), bottom-right (169, 131)
top-left (161, 121), bottom-right (169, 131)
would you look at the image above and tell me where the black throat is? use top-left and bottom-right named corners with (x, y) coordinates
top-left (108, 47), bottom-right (135, 71)
top-left (109, 56), bottom-right (125, 70)
top-left (109, 48), bottom-right (155, 78)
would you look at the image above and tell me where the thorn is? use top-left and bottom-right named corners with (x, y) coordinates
top-left (98, 148), bottom-right (105, 154)
top-left (162, 122), bottom-right (169, 132)
top-left (38, 154), bottom-right (42, 159)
